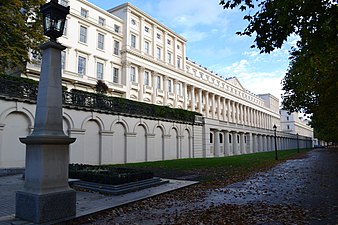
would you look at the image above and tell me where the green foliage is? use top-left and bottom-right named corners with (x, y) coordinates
top-left (69, 164), bottom-right (154, 185)
top-left (220, 0), bottom-right (338, 142)
top-left (95, 80), bottom-right (109, 94)
top-left (70, 89), bottom-right (201, 124)
top-left (0, 0), bottom-right (46, 72)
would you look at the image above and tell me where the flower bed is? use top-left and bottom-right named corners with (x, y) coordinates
top-left (69, 164), bottom-right (154, 185)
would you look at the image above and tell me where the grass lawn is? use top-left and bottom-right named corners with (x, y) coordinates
top-left (110, 148), bottom-right (310, 184)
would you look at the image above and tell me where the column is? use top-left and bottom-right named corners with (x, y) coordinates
top-left (163, 75), bottom-right (168, 106)
top-left (263, 135), bottom-right (267, 151)
top-left (138, 66), bottom-right (145, 101)
top-left (222, 97), bottom-right (226, 121)
top-left (211, 93), bottom-right (215, 119)
top-left (240, 104), bottom-right (244, 125)
top-left (236, 102), bottom-right (240, 124)
top-left (152, 24), bottom-right (157, 58)
top-left (232, 131), bottom-right (238, 155)
top-left (232, 101), bottom-right (236, 123)
top-left (163, 31), bottom-right (167, 62)
top-left (247, 132), bottom-right (253, 153)
top-left (227, 99), bottom-right (231, 122)
top-left (240, 133), bottom-right (246, 154)
top-left (217, 95), bottom-right (221, 120)
top-left (190, 85), bottom-right (195, 111)
top-left (122, 60), bottom-right (131, 98)
top-left (224, 130), bottom-right (230, 156)
top-left (214, 130), bottom-right (220, 157)
top-left (173, 79), bottom-right (178, 108)
top-left (152, 72), bottom-right (157, 104)
top-left (139, 17), bottom-right (144, 52)
top-left (198, 88), bottom-right (203, 114)
top-left (183, 82), bottom-right (188, 109)
top-left (252, 133), bottom-right (257, 153)
top-left (205, 91), bottom-right (209, 118)
top-left (257, 134), bottom-right (262, 152)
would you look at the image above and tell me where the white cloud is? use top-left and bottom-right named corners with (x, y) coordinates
top-left (217, 59), bottom-right (285, 102)
top-left (180, 30), bottom-right (208, 42)
top-left (156, 0), bottom-right (226, 28)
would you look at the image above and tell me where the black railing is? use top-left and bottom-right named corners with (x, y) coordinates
top-left (0, 76), bottom-right (200, 124)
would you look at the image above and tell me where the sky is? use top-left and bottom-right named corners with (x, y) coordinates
top-left (87, 0), bottom-right (298, 104)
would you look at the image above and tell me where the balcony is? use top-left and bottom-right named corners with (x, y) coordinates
top-left (156, 89), bottom-right (164, 97)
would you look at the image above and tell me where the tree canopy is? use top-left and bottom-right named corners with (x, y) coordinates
top-left (0, 0), bottom-right (45, 73)
top-left (220, 0), bottom-right (338, 142)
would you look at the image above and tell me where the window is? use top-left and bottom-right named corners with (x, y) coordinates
top-left (167, 39), bottom-right (171, 45)
top-left (97, 33), bottom-right (104, 50)
top-left (144, 26), bottom-right (149, 32)
top-left (286, 116), bottom-right (289, 121)
top-left (63, 20), bottom-right (68, 36)
top-left (59, 0), bottom-right (69, 7)
top-left (229, 134), bottom-right (232, 143)
top-left (237, 135), bottom-right (240, 143)
top-left (131, 34), bottom-right (136, 48)
top-left (79, 25), bottom-right (87, 43)
top-left (80, 8), bottom-right (88, 18)
top-left (210, 133), bottom-right (213, 144)
top-left (98, 17), bottom-right (105, 26)
top-left (61, 51), bottom-right (66, 70)
top-left (220, 133), bottom-right (223, 144)
top-left (168, 79), bottom-right (172, 93)
top-left (113, 67), bottom-right (119, 83)
top-left (78, 56), bottom-right (86, 76)
top-left (244, 136), bottom-right (247, 143)
top-left (130, 66), bottom-right (136, 82)
top-left (156, 47), bottom-right (161, 60)
top-left (156, 76), bottom-right (161, 89)
top-left (287, 125), bottom-right (290, 130)
top-left (167, 52), bottom-right (171, 64)
top-left (144, 41), bottom-right (149, 54)
top-left (144, 71), bottom-right (149, 85)
top-left (177, 44), bottom-right (180, 49)
top-left (177, 57), bottom-right (181, 68)
top-left (97, 62), bottom-right (104, 80)
top-left (157, 33), bottom-right (161, 39)
top-left (114, 24), bottom-right (120, 33)
top-left (177, 83), bottom-right (181, 95)
top-left (113, 40), bottom-right (119, 55)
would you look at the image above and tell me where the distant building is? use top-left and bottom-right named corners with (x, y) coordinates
top-left (279, 110), bottom-right (313, 138)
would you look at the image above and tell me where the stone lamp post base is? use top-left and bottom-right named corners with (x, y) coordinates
top-left (16, 135), bottom-right (76, 223)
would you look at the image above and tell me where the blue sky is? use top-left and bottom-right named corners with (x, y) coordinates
top-left (87, 0), bottom-right (298, 103)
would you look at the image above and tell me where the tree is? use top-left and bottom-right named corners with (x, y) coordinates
top-left (220, 0), bottom-right (338, 142)
top-left (95, 80), bottom-right (109, 94)
top-left (0, 0), bottom-right (45, 73)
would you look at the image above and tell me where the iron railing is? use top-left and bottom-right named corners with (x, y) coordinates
top-left (0, 77), bottom-right (200, 124)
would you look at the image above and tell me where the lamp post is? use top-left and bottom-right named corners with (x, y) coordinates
top-left (297, 133), bottom-right (300, 153)
top-left (15, 1), bottom-right (76, 223)
top-left (273, 124), bottom-right (278, 160)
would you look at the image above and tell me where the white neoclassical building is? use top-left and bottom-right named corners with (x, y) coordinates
top-left (0, 0), bottom-right (313, 168)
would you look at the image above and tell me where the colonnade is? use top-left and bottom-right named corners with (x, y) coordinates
top-left (208, 129), bottom-right (313, 157)
top-left (121, 62), bottom-right (278, 131)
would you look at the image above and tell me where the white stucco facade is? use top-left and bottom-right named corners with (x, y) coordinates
top-left (0, 0), bottom-right (314, 168)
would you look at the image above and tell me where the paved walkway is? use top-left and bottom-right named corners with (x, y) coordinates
top-left (0, 173), bottom-right (197, 225)
top-left (205, 148), bottom-right (338, 224)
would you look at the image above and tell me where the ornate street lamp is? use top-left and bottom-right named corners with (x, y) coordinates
top-left (273, 124), bottom-right (278, 160)
top-left (40, 0), bottom-right (69, 41)
top-left (16, 1), bottom-right (75, 223)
